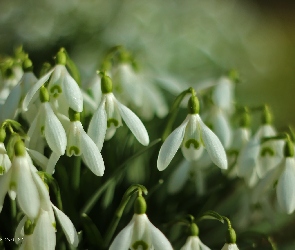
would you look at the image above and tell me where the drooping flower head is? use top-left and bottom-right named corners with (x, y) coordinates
top-left (157, 90), bottom-right (228, 171)
top-left (88, 72), bottom-right (149, 151)
top-left (110, 195), bottom-right (173, 250)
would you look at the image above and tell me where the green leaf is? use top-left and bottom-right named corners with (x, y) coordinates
top-left (81, 213), bottom-right (104, 248)
top-left (198, 210), bottom-right (224, 223)
top-left (80, 138), bottom-right (161, 215)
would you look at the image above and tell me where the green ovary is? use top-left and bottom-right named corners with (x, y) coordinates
top-left (185, 139), bottom-right (200, 149)
top-left (107, 119), bottom-right (119, 128)
top-left (50, 85), bottom-right (62, 98)
top-left (260, 147), bottom-right (275, 156)
top-left (132, 240), bottom-right (149, 250)
top-left (69, 146), bottom-right (80, 156)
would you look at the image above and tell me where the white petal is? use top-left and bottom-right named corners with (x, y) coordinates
top-left (22, 69), bottom-right (54, 111)
top-left (15, 216), bottom-right (26, 244)
top-left (109, 216), bottom-right (134, 250)
top-left (237, 138), bottom-right (260, 177)
top-left (149, 220), bottom-right (173, 250)
top-left (212, 109), bottom-right (232, 149)
top-left (44, 103), bottom-right (67, 155)
top-left (26, 148), bottom-right (49, 171)
top-left (81, 130), bottom-right (105, 176)
top-left (62, 72), bottom-right (83, 112)
top-left (198, 115), bottom-right (228, 170)
top-left (157, 117), bottom-right (189, 171)
top-left (52, 204), bottom-right (79, 247)
top-left (182, 114), bottom-right (204, 161)
top-left (46, 152), bottom-right (61, 175)
top-left (167, 159), bottom-right (190, 194)
top-left (117, 101), bottom-right (149, 146)
top-left (66, 121), bottom-right (82, 156)
top-left (180, 236), bottom-right (193, 250)
top-left (19, 235), bottom-right (34, 250)
top-left (0, 168), bottom-right (11, 212)
top-left (32, 209), bottom-right (56, 250)
top-left (2, 82), bottom-right (21, 120)
top-left (221, 243), bottom-right (239, 250)
top-left (276, 157), bottom-right (295, 214)
top-left (13, 156), bottom-right (40, 219)
top-left (87, 98), bottom-right (107, 151)
top-left (212, 77), bottom-right (233, 112)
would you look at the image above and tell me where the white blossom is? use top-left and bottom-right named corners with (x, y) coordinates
top-left (157, 114), bottom-right (227, 171)
top-left (88, 92), bottom-right (149, 150)
top-left (180, 236), bottom-right (210, 250)
top-left (221, 243), bottom-right (239, 250)
top-left (109, 213), bottom-right (173, 250)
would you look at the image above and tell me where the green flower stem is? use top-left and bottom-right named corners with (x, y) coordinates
top-left (10, 199), bottom-right (16, 219)
top-left (103, 187), bottom-right (141, 247)
top-left (80, 138), bottom-right (161, 215)
top-left (71, 156), bottom-right (81, 193)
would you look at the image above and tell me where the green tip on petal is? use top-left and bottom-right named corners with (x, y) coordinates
top-left (101, 74), bottom-right (113, 94)
top-left (40, 85), bottom-right (50, 103)
top-left (132, 240), bottom-right (149, 250)
top-left (187, 95), bottom-right (200, 114)
top-left (226, 228), bottom-right (237, 244)
top-left (190, 223), bottom-right (199, 236)
top-left (22, 58), bottom-right (33, 72)
top-left (4, 67), bottom-right (13, 78)
top-left (55, 48), bottom-right (67, 65)
top-left (68, 108), bottom-right (80, 122)
top-left (134, 196), bottom-right (147, 214)
top-left (14, 140), bottom-right (26, 156)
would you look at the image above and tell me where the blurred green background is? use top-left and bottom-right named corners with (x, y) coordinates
top-left (1, 0), bottom-right (295, 130)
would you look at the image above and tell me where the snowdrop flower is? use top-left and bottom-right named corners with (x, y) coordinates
top-left (212, 76), bottom-right (235, 114)
top-left (0, 141), bottom-right (40, 219)
top-left (26, 85), bottom-right (67, 155)
top-left (226, 111), bottom-right (251, 178)
top-left (180, 223), bottom-right (210, 250)
top-left (157, 93), bottom-right (227, 171)
top-left (63, 108), bottom-right (105, 176)
top-left (112, 62), bottom-right (168, 120)
top-left (88, 73), bottom-right (149, 150)
top-left (221, 243), bottom-right (239, 250)
top-left (0, 66), bottom-right (21, 103)
top-left (15, 163), bottom-right (79, 249)
top-left (1, 58), bottom-right (37, 122)
top-left (22, 48), bottom-right (83, 114)
top-left (110, 196), bottom-right (173, 250)
top-left (237, 108), bottom-right (284, 186)
top-left (275, 139), bottom-right (295, 214)
top-left (181, 236), bottom-right (210, 250)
